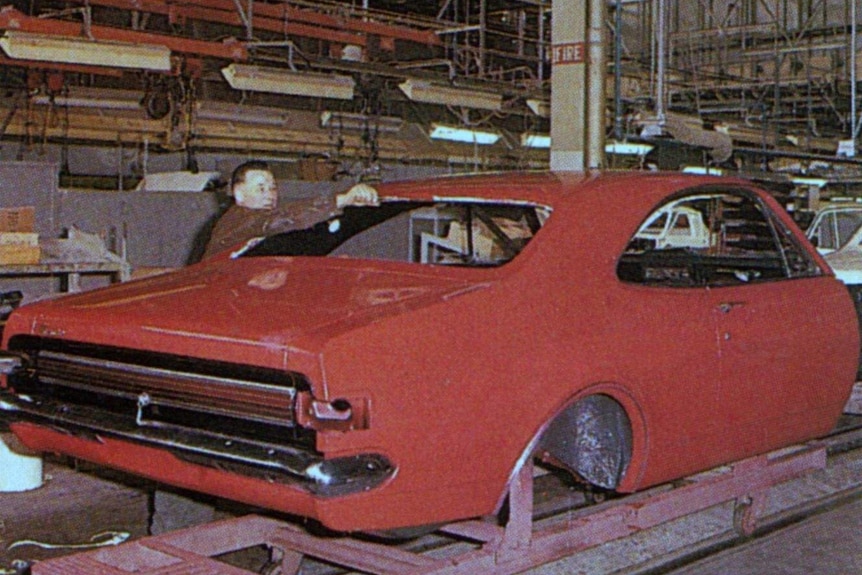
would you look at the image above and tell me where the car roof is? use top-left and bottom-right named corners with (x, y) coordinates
top-left (375, 170), bottom-right (756, 209)
top-left (814, 202), bottom-right (862, 214)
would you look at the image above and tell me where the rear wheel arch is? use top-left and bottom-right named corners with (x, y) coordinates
top-left (509, 386), bottom-right (649, 497)
top-left (540, 393), bottom-right (634, 489)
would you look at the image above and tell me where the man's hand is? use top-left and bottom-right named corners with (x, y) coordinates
top-left (336, 183), bottom-right (379, 208)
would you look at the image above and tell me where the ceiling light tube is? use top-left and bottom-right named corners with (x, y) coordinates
top-left (682, 166), bottom-right (724, 176)
top-left (196, 102), bottom-right (291, 127)
top-left (400, 79), bottom-right (502, 111)
top-left (429, 123), bottom-right (500, 145)
top-left (222, 64), bottom-right (355, 100)
top-left (790, 177), bottom-right (828, 188)
top-left (320, 111), bottom-right (403, 133)
top-left (28, 87), bottom-right (143, 110)
top-left (521, 133), bottom-right (551, 148)
top-left (30, 94), bottom-right (142, 110)
top-left (0, 31), bottom-right (171, 71)
top-left (605, 141), bottom-right (655, 156)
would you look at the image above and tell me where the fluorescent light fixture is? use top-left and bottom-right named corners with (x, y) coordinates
top-left (222, 64), bottom-right (355, 100)
top-left (605, 141), bottom-right (655, 156)
top-left (526, 98), bottom-right (550, 118)
top-left (0, 31), bottom-right (171, 71)
top-left (196, 101), bottom-right (290, 127)
top-left (791, 177), bottom-right (828, 188)
top-left (29, 87), bottom-right (143, 110)
top-left (399, 79), bottom-right (502, 111)
top-left (429, 123), bottom-right (500, 145)
top-left (521, 133), bottom-right (551, 148)
top-left (320, 111), bottom-right (403, 133)
top-left (682, 166), bottom-right (724, 176)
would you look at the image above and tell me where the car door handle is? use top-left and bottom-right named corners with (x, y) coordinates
top-left (717, 301), bottom-right (745, 314)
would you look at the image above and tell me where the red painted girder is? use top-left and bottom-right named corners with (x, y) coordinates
top-left (78, 0), bottom-right (442, 47)
top-left (0, 7), bottom-right (246, 60)
top-left (162, 3), bottom-right (367, 47)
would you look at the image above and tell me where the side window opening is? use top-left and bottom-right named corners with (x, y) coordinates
top-left (837, 213), bottom-right (862, 248)
top-left (242, 201), bottom-right (548, 268)
top-left (617, 189), bottom-right (822, 287)
top-left (812, 214), bottom-right (837, 251)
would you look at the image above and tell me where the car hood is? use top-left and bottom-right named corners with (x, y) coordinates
top-left (824, 248), bottom-right (862, 285)
top-left (10, 258), bottom-right (487, 368)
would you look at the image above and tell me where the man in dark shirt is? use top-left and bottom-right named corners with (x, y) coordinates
top-left (201, 160), bottom-right (378, 259)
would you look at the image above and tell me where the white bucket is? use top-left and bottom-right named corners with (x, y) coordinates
top-left (0, 433), bottom-right (42, 492)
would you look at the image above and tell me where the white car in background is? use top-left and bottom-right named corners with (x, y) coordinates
top-left (824, 226), bottom-right (862, 286)
top-left (820, 217), bottom-right (862, 377)
top-left (806, 203), bottom-right (862, 255)
top-left (807, 203), bottom-right (862, 376)
top-left (634, 204), bottom-right (711, 250)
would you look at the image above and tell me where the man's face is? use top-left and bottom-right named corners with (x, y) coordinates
top-left (237, 169), bottom-right (277, 209)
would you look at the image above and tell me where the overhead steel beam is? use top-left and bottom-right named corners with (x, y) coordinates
top-left (73, 0), bottom-right (442, 48)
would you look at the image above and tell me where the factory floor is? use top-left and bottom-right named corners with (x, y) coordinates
top-left (525, 492), bottom-right (862, 575)
top-left (664, 496), bottom-right (862, 575)
top-left (523, 418), bottom-right (862, 575)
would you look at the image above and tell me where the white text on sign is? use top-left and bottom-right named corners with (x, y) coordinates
top-left (552, 42), bottom-right (586, 65)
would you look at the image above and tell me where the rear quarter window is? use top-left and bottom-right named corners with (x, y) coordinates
top-left (617, 189), bottom-right (822, 287)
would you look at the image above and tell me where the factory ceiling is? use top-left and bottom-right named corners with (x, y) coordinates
top-left (0, 0), bottom-right (552, 178)
top-left (0, 1), bottom-right (861, 183)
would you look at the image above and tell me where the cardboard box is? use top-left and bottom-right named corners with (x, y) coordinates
top-left (0, 233), bottom-right (37, 247)
top-left (0, 207), bottom-right (34, 233)
top-left (0, 232), bottom-right (40, 264)
top-left (0, 245), bottom-right (40, 265)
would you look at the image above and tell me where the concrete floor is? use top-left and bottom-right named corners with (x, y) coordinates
top-left (524, 440), bottom-right (862, 575)
top-left (667, 495), bottom-right (862, 575)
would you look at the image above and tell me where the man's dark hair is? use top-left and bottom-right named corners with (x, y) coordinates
top-left (230, 160), bottom-right (271, 191)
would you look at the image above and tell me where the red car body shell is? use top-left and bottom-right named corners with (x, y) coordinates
top-left (3, 171), bottom-right (858, 532)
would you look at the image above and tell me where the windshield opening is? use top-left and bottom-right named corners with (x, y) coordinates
top-left (241, 200), bottom-right (549, 267)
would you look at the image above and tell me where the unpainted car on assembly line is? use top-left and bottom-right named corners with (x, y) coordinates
top-left (817, 216), bottom-right (862, 374)
top-left (0, 171), bottom-right (857, 533)
top-left (806, 202), bottom-right (862, 255)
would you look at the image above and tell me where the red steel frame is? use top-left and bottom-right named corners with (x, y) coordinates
top-left (80, 0), bottom-right (443, 48)
top-left (29, 442), bottom-right (826, 575)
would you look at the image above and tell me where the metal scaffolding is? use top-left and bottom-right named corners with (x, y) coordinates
top-left (615, 0), bottom-right (862, 154)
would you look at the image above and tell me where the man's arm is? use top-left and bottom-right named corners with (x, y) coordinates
top-left (263, 195), bottom-right (339, 235)
top-left (263, 184), bottom-right (379, 235)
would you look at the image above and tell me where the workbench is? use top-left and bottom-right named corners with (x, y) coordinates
top-left (0, 228), bottom-right (130, 293)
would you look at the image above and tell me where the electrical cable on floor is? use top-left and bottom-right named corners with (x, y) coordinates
top-left (7, 530), bottom-right (129, 551)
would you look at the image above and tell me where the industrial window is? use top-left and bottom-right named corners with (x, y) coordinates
top-left (617, 189), bottom-right (822, 287)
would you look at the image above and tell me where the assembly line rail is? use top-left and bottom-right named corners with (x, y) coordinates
top-left (25, 429), bottom-right (862, 575)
